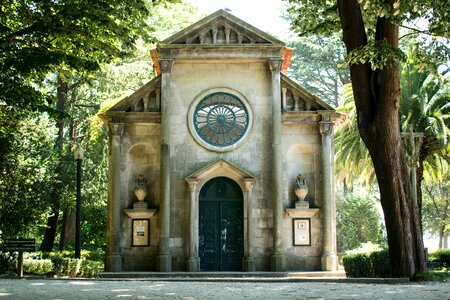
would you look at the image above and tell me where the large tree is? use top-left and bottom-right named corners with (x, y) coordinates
top-left (287, 0), bottom-right (449, 277)
top-left (0, 0), bottom-right (177, 251)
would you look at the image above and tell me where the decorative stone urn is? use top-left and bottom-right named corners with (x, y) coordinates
top-left (294, 174), bottom-right (309, 209)
top-left (134, 174), bottom-right (148, 201)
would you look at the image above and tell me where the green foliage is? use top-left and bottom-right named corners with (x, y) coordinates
top-left (340, 39), bottom-right (407, 70)
top-left (23, 259), bottom-right (53, 276)
top-left (335, 84), bottom-right (375, 186)
top-left (428, 250), bottom-right (450, 267)
top-left (0, 252), bottom-right (17, 276)
top-left (343, 249), bottom-right (391, 278)
top-left (337, 191), bottom-right (383, 254)
top-left (41, 249), bottom-right (104, 262)
top-left (413, 267), bottom-right (450, 282)
top-left (422, 156), bottom-right (450, 245)
top-left (0, 0), bottom-right (170, 111)
top-left (0, 110), bottom-right (57, 240)
top-left (286, 35), bottom-right (350, 107)
top-left (287, 0), bottom-right (450, 71)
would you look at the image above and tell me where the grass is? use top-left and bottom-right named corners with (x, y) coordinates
top-left (413, 267), bottom-right (450, 282)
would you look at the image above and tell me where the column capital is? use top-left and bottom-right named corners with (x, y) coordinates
top-left (268, 58), bottom-right (283, 73)
top-left (186, 177), bottom-right (200, 190)
top-left (319, 121), bottom-right (334, 136)
top-left (110, 123), bottom-right (124, 136)
top-left (159, 59), bottom-right (174, 73)
top-left (241, 177), bottom-right (255, 191)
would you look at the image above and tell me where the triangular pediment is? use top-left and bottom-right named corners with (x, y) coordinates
top-left (186, 159), bottom-right (255, 188)
top-left (105, 75), bottom-right (161, 113)
top-left (163, 9), bottom-right (284, 45)
top-left (281, 74), bottom-right (334, 111)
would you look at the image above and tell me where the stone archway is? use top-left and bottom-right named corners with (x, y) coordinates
top-left (185, 159), bottom-right (255, 272)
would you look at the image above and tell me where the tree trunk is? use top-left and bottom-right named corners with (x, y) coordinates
top-left (416, 149), bottom-right (427, 232)
top-left (438, 226), bottom-right (444, 249)
top-left (337, 0), bottom-right (426, 278)
top-left (58, 208), bottom-right (76, 250)
top-left (40, 76), bottom-right (67, 252)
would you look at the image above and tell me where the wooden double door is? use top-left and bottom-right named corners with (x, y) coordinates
top-left (199, 177), bottom-right (244, 271)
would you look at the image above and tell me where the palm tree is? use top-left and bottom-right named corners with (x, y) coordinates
top-left (335, 84), bottom-right (375, 191)
top-left (400, 48), bottom-right (450, 225)
top-left (335, 47), bottom-right (450, 228)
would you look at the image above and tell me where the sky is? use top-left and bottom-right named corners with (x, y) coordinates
top-left (186, 0), bottom-right (292, 39)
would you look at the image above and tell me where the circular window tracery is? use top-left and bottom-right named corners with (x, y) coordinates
top-left (194, 92), bottom-right (249, 147)
top-left (188, 89), bottom-right (253, 152)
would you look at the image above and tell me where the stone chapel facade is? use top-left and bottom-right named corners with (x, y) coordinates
top-left (101, 10), bottom-right (343, 272)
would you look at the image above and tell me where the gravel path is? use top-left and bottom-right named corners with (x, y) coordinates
top-left (0, 279), bottom-right (449, 299)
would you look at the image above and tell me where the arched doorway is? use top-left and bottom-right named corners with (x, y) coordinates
top-left (199, 176), bottom-right (244, 271)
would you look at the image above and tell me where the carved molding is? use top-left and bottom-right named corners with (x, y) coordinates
top-left (319, 121), bottom-right (334, 136)
top-left (159, 59), bottom-right (173, 73)
top-left (269, 58), bottom-right (283, 73)
top-left (186, 177), bottom-right (200, 190)
top-left (110, 123), bottom-right (124, 136)
top-left (241, 177), bottom-right (255, 191)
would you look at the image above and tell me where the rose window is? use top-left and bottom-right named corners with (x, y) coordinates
top-left (193, 92), bottom-right (249, 147)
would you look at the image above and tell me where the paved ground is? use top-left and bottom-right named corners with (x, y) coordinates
top-left (0, 279), bottom-right (449, 299)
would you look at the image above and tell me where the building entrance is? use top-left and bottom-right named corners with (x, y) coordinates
top-left (199, 177), bottom-right (243, 271)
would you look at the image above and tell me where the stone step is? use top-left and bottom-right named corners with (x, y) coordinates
top-left (101, 271), bottom-right (346, 279)
top-left (99, 271), bottom-right (409, 283)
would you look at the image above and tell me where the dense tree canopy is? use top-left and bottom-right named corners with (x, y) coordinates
top-left (0, 0), bottom-right (170, 111)
top-left (287, 35), bottom-right (350, 107)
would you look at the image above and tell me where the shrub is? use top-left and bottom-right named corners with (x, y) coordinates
top-left (429, 249), bottom-right (450, 267)
top-left (343, 249), bottom-right (391, 278)
top-left (23, 259), bottom-right (53, 276)
top-left (1, 251), bottom-right (103, 278)
top-left (79, 260), bottom-right (103, 278)
top-left (0, 252), bottom-right (17, 275)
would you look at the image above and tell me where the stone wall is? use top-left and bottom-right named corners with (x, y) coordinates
top-left (168, 60), bottom-right (273, 270)
top-left (114, 61), bottom-right (326, 272)
top-left (281, 122), bottom-right (324, 271)
top-left (119, 123), bottom-right (161, 271)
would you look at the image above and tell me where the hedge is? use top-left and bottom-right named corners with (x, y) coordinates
top-left (428, 249), bottom-right (450, 267)
top-left (0, 251), bottom-right (103, 278)
top-left (342, 250), bottom-right (391, 278)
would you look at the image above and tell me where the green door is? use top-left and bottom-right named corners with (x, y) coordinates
top-left (199, 177), bottom-right (243, 271)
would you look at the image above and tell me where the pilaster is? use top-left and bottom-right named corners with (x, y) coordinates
top-left (106, 122), bottom-right (124, 272)
top-left (269, 57), bottom-right (286, 271)
top-left (157, 58), bottom-right (173, 272)
top-left (319, 112), bottom-right (338, 271)
top-left (242, 177), bottom-right (256, 272)
top-left (186, 177), bottom-right (200, 272)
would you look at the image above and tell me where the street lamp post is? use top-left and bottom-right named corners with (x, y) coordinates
top-left (72, 144), bottom-right (85, 259)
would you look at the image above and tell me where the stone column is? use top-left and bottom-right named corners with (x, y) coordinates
top-left (106, 122), bottom-right (124, 272)
top-left (269, 58), bottom-right (286, 271)
top-left (186, 177), bottom-right (200, 272)
top-left (242, 177), bottom-right (256, 271)
top-left (155, 87), bottom-right (161, 112)
top-left (319, 113), bottom-right (338, 271)
top-left (281, 88), bottom-right (287, 112)
top-left (157, 58), bottom-right (173, 272)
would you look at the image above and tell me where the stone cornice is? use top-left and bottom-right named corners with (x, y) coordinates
top-left (157, 44), bottom-right (285, 61)
top-left (99, 112), bottom-right (161, 125)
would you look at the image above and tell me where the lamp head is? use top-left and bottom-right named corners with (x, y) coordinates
top-left (72, 144), bottom-right (85, 160)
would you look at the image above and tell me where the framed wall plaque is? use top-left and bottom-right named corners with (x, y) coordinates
top-left (293, 218), bottom-right (311, 246)
top-left (132, 219), bottom-right (150, 246)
